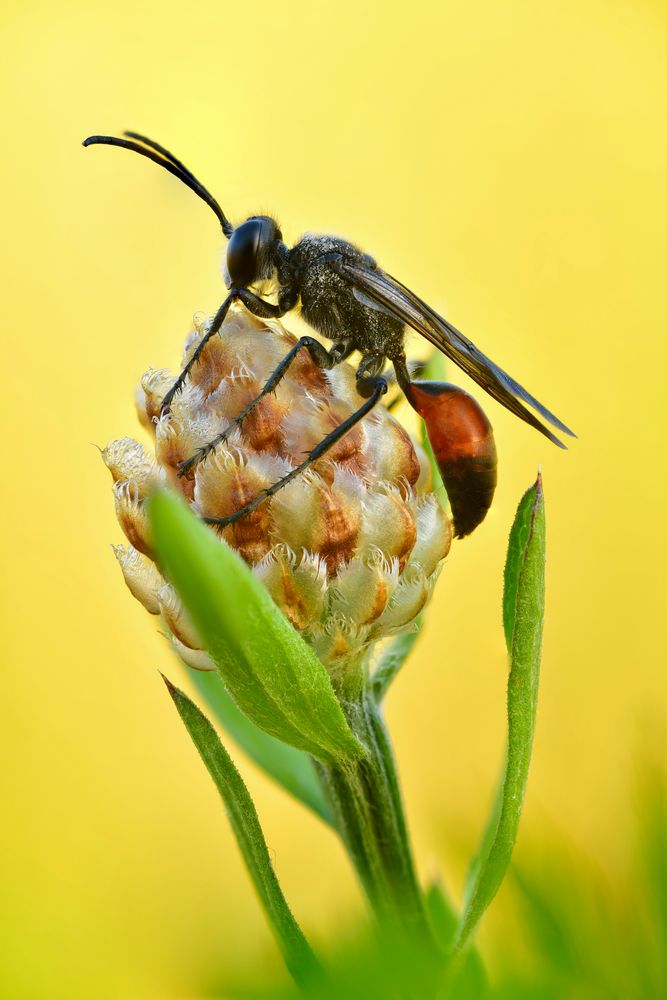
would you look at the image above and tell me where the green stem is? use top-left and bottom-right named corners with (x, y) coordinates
top-left (318, 694), bottom-right (438, 954)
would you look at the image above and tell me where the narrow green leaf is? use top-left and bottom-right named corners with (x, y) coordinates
top-left (419, 351), bottom-right (449, 510)
top-left (454, 473), bottom-right (546, 955)
top-left (163, 676), bottom-right (321, 986)
top-left (426, 881), bottom-right (487, 996)
top-left (461, 759), bottom-right (504, 912)
top-left (420, 429), bottom-right (449, 510)
top-left (188, 669), bottom-right (334, 826)
top-left (502, 476), bottom-right (543, 651)
top-left (370, 616), bottom-right (424, 703)
top-left (149, 488), bottom-right (364, 766)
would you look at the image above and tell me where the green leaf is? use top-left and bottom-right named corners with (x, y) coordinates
top-left (149, 488), bottom-right (364, 766)
top-left (188, 668), bottom-right (334, 826)
top-left (425, 881), bottom-right (488, 997)
top-left (502, 475), bottom-right (544, 651)
top-left (163, 676), bottom-right (321, 987)
top-left (453, 473), bottom-right (546, 955)
top-left (419, 351), bottom-right (449, 510)
top-left (370, 617), bottom-right (424, 703)
top-left (461, 759), bottom-right (504, 913)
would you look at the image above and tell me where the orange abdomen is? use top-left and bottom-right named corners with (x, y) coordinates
top-left (405, 381), bottom-right (498, 538)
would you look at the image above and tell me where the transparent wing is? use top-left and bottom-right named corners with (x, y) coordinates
top-left (339, 260), bottom-right (575, 448)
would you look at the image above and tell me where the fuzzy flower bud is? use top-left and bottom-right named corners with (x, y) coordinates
top-left (104, 308), bottom-right (452, 674)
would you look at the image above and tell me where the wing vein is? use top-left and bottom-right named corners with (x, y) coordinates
top-left (338, 261), bottom-right (574, 448)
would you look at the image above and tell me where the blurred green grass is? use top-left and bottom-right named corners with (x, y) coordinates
top-left (491, 765), bottom-right (667, 1000)
top-left (202, 765), bottom-right (666, 999)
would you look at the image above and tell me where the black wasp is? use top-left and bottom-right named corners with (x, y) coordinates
top-left (84, 131), bottom-right (574, 538)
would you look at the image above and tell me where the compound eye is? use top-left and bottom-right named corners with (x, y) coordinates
top-left (226, 219), bottom-right (261, 288)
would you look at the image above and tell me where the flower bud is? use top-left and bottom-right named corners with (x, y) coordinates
top-left (105, 308), bottom-right (452, 674)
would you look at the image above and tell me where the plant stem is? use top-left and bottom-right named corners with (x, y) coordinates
top-left (318, 694), bottom-right (438, 954)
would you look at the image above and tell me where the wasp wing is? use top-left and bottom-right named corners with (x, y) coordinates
top-left (339, 260), bottom-right (574, 448)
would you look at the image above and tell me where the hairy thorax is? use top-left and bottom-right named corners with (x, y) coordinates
top-left (289, 234), bottom-right (406, 361)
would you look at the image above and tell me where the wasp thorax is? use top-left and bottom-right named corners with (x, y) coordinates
top-left (103, 308), bottom-right (452, 682)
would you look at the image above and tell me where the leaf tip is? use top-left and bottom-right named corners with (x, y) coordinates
top-left (531, 470), bottom-right (545, 521)
top-left (160, 671), bottom-right (179, 699)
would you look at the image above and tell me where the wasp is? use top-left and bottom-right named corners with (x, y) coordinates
top-left (84, 131), bottom-right (574, 537)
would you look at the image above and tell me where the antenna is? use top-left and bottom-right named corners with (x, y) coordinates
top-left (83, 132), bottom-right (234, 238)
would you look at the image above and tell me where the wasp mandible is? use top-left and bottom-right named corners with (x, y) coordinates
top-left (84, 131), bottom-right (574, 537)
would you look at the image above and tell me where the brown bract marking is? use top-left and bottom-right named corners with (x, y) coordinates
top-left (155, 434), bottom-right (190, 477)
top-left (197, 459), bottom-right (264, 517)
top-left (141, 391), bottom-right (163, 427)
top-left (117, 506), bottom-right (152, 558)
top-left (163, 463), bottom-right (195, 502)
top-left (273, 562), bottom-right (310, 630)
top-left (373, 418), bottom-right (421, 491)
top-left (326, 421), bottom-right (365, 471)
top-left (361, 493), bottom-right (417, 572)
top-left (290, 351), bottom-right (330, 395)
top-left (329, 632), bottom-right (354, 662)
top-left (311, 461), bottom-right (335, 487)
top-left (135, 394), bottom-right (154, 433)
top-left (311, 484), bottom-right (361, 574)
top-left (160, 602), bottom-right (200, 651)
top-left (362, 576), bottom-right (389, 624)
top-left (389, 499), bottom-right (417, 571)
top-left (212, 466), bottom-right (273, 564)
top-left (310, 399), bottom-right (366, 476)
top-left (242, 395), bottom-right (287, 454)
top-left (188, 336), bottom-right (237, 397)
top-left (224, 509), bottom-right (272, 565)
top-left (312, 453), bottom-right (370, 486)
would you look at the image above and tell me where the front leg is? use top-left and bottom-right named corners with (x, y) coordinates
top-left (160, 288), bottom-right (293, 415)
top-left (161, 291), bottom-right (236, 413)
top-left (235, 288), bottom-right (290, 319)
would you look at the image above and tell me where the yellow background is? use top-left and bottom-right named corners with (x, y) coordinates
top-left (2, 1), bottom-right (666, 996)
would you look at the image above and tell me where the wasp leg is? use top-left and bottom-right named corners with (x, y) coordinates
top-left (160, 289), bottom-right (297, 416)
top-left (234, 289), bottom-right (288, 319)
top-left (235, 287), bottom-right (299, 317)
top-left (204, 371), bottom-right (388, 530)
top-left (177, 337), bottom-right (354, 477)
top-left (392, 352), bottom-right (415, 394)
top-left (161, 292), bottom-right (236, 414)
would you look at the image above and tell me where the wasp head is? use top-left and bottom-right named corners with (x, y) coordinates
top-left (225, 216), bottom-right (282, 290)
